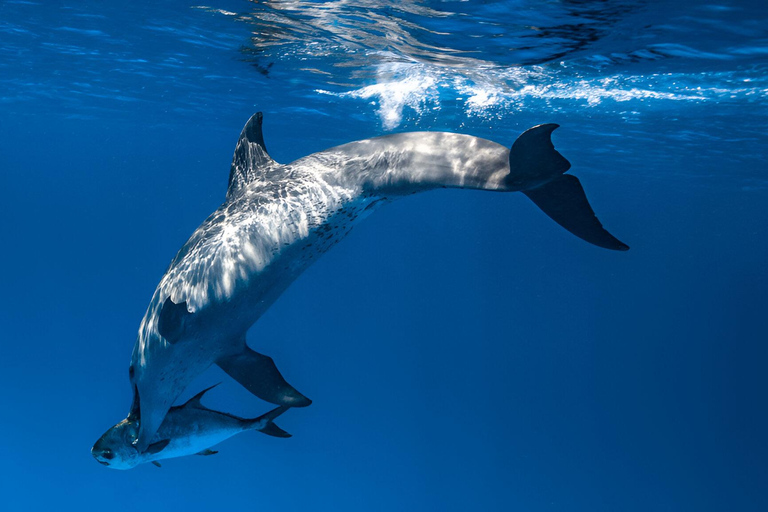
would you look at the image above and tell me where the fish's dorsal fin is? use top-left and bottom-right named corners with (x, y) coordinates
top-left (180, 383), bottom-right (221, 410)
top-left (227, 112), bottom-right (276, 199)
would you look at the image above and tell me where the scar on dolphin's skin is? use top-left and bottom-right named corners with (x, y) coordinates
top-left (98, 112), bottom-right (628, 455)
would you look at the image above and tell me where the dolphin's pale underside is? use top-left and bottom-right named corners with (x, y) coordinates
top-left (127, 113), bottom-right (628, 451)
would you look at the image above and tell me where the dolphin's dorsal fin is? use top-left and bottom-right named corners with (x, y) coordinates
top-left (227, 112), bottom-right (276, 199)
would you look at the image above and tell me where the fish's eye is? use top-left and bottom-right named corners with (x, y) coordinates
top-left (102, 449), bottom-right (114, 460)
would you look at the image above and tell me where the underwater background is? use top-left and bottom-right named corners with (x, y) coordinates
top-left (1, 0), bottom-right (767, 510)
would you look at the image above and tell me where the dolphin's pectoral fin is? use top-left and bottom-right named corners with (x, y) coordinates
top-left (145, 439), bottom-right (170, 455)
top-left (157, 297), bottom-right (191, 344)
top-left (151, 461), bottom-right (162, 468)
top-left (523, 174), bottom-right (629, 251)
top-left (216, 346), bottom-right (312, 408)
top-left (196, 449), bottom-right (218, 456)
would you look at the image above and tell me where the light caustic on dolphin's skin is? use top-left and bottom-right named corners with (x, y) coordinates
top-left (96, 112), bottom-right (628, 457)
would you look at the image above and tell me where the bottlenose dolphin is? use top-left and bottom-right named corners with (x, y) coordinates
top-left (92, 384), bottom-right (290, 469)
top-left (124, 112), bottom-right (628, 451)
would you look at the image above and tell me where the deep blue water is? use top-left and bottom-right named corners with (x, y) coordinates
top-left (1, 0), bottom-right (767, 510)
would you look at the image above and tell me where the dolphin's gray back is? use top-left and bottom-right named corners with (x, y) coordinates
top-left (151, 131), bottom-right (511, 317)
top-left (302, 132), bottom-right (510, 194)
top-left (156, 168), bottom-right (352, 312)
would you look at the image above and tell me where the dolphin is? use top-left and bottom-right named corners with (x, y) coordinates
top-left (92, 384), bottom-right (290, 469)
top-left (123, 112), bottom-right (628, 451)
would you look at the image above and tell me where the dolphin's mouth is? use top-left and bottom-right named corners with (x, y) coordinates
top-left (96, 459), bottom-right (110, 467)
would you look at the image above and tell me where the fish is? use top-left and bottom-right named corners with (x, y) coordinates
top-left (92, 384), bottom-right (290, 469)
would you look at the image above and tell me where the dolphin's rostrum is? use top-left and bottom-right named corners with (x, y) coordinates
top-left (114, 113), bottom-right (627, 454)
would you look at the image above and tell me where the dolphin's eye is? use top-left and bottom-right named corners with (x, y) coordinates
top-left (128, 365), bottom-right (135, 379)
top-left (102, 449), bottom-right (114, 460)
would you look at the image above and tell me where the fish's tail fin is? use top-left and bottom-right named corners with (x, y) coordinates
top-left (247, 405), bottom-right (292, 438)
top-left (506, 124), bottom-right (629, 251)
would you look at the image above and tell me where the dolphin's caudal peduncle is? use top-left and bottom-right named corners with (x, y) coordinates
top-left (112, 112), bottom-right (627, 452)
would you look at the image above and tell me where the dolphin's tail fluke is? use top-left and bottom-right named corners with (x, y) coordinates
top-left (523, 174), bottom-right (629, 251)
top-left (247, 405), bottom-right (292, 438)
top-left (505, 124), bottom-right (571, 191)
top-left (507, 124), bottom-right (629, 251)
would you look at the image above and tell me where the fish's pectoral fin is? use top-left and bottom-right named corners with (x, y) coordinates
top-left (196, 449), bottom-right (218, 456)
top-left (157, 297), bottom-right (192, 344)
top-left (144, 439), bottom-right (170, 455)
top-left (523, 174), bottom-right (629, 251)
top-left (151, 461), bottom-right (162, 468)
top-left (216, 345), bottom-right (311, 408)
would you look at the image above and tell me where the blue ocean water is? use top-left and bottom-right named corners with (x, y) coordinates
top-left (1, 0), bottom-right (767, 510)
